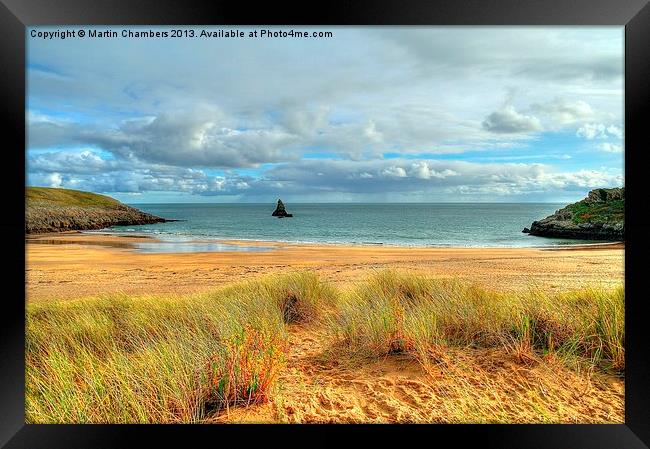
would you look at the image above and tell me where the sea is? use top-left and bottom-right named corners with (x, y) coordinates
top-left (84, 203), bottom-right (613, 252)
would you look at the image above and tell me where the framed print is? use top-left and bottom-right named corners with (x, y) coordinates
top-left (1, 0), bottom-right (649, 447)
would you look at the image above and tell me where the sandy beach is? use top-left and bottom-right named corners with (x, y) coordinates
top-left (26, 232), bottom-right (624, 301)
top-left (25, 232), bottom-right (626, 423)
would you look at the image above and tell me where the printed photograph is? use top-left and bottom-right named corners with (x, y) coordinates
top-left (25, 26), bottom-right (624, 423)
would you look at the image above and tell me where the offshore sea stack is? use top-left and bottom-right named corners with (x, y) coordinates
top-left (272, 199), bottom-right (293, 218)
top-left (26, 187), bottom-right (169, 234)
top-left (523, 187), bottom-right (624, 240)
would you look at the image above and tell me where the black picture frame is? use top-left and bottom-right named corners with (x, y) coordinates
top-left (2, 0), bottom-right (649, 447)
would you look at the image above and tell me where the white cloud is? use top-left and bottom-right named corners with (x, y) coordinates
top-left (409, 161), bottom-right (458, 179)
top-left (530, 98), bottom-right (595, 126)
top-left (28, 150), bottom-right (623, 201)
top-left (44, 172), bottom-right (62, 187)
top-left (577, 123), bottom-right (623, 140)
top-left (597, 143), bottom-right (623, 153)
top-left (26, 27), bottom-right (624, 201)
top-left (606, 125), bottom-right (623, 139)
top-left (381, 166), bottom-right (407, 178)
top-left (261, 159), bottom-right (622, 197)
top-left (29, 110), bottom-right (300, 168)
top-left (364, 121), bottom-right (383, 143)
top-left (482, 105), bottom-right (542, 134)
top-left (28, 150), bottom-right (254, 195)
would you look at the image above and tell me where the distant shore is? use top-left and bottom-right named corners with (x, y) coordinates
top-left (26, 231), bottom-right (624, 301)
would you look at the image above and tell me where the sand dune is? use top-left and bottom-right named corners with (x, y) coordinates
top-left (215, 325), bottom-right (623, 424)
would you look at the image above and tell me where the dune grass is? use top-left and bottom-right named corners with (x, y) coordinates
top-left (326, 271), bottom-right (624, 423)
top-left (26, 270), bottom-right (624, 423)
top-left (330, 271), bottom-right (624, 373)
top-left (26, 272), bottom-right (330, 423)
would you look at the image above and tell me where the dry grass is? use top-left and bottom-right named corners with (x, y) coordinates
top-left (26, 272), bottom-right (329, 423)
top-left (324, 270), bottom-right (624, 423)
top-left (26, 270), bottom-right (624, 423)
top-left (330, 270), bottom-right (624, 372)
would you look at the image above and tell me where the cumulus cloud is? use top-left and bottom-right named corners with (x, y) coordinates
top-left (597, 143), bottom-right (623, 153)
top-left (28, 105), bottom-right (525, 167)
top-left (379, 28), bottom-right (623, 83)
top-left (29, 150), bottom-right (123, 174)
top-left (27, 150), bottom-right (254, 195)
top-left (529, 98), bottom-right (595, 126)
top-left (577, 123), bottom-right (623, 140)
top-left (29, 168), bottom-right (253, 197)
top-left (41, 172), bottom-right (63, 188)
top-left (259, 159), bottom-right (622, 197)
top-left (606, 125), bottom-right (623, 139)
top-left (381, 166), bottom-right (407, 178)
top-left (28, 110), bottom-right (293, 168)
top-left (26, 27), bottom-right (624, 201)
top-left (28, 149), bottom-right (623, 201)
top-left (482, 105), bottom-right (542, 134)
top-left (278, 107), bottom-right (329, 138)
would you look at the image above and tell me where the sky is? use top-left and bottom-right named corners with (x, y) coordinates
top-left (26, 26), bottom-right (624, 203)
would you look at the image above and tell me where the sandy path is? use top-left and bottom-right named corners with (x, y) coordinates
top-left (271, 326), bottom-right (438, 423)
top-left (215, 323), bottom-right (624, 424)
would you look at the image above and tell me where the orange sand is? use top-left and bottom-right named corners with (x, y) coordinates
top-left (26, 232), bottom-right (624, 301)
top-left (214, 325), bottom-right (623, 423)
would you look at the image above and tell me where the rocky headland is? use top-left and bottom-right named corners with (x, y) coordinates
top-left (523, 187), bottom-right (624, 240)
top-left (26, 187), bottom-right (169, 234)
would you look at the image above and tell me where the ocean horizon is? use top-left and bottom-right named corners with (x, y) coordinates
top-left (91, 202), bottom-right (612, 248)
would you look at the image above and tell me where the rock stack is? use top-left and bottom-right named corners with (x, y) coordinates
top-left (271, 199), bottom-right (293, 218)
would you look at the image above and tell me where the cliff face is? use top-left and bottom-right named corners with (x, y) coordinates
top-left (26, 187), bottom-right (167, 234)
top-left (524, 188), bottom-right (624, 240)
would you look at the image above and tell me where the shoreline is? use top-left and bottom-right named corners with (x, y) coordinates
top-left (27, 231), bottom-right (625, 301)
top-left (26, 230), bottom-right (625, 252)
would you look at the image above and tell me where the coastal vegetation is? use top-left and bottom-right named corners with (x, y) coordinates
top-left (26, 272), bottom-right (327, 423)
top-left (26, 271), bottom-right (624, 424)
top-left (569, 198), bottom-right (624, 224)
top-left (26, 187), bottom-right (167, 233)
top-left (331, 271), bottom-right (624, 371)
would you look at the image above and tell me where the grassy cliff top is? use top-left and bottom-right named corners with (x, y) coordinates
top-left (26, 187), bottom-right (124, 208)
top-left (569, 199), bottom-right (624, 224)
top-left (567, 188), bottom-right (624, 224)
top-left (25, 187), bottom-right (165, 233)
